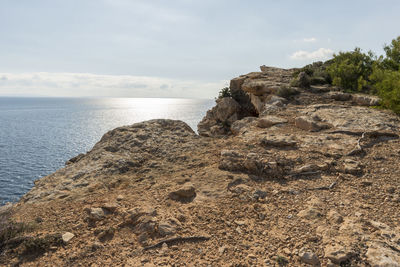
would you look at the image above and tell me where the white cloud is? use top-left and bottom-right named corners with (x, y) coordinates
top-left (0, 72), bottom-right (226, 98)
top-left (303, 37), bottom-right (317, 43)
top-left (290, 48), bottom-right (334, 61)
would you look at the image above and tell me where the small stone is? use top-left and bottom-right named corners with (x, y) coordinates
top-left (88, 207), bottom-right (105, 221)
top-left (295, 116), bottom-right (321, 132)
top-left (158, 222), bottom-right (176, 237)
top-left (169, 182), bottom-right (196, 201)
top-left (297, 208), bottom-right (323, 220)
top-left (343, 159), bottom-right (362, 175)
top-left (116, 195), bottom-right (124, 201)
top-left (299, 249), bottom-right (320, 265)
top-left (257, 116), bottom-right (288, 128)
top-left (295, 164), bottom-right (319, 173)
top-left (101, 202), bottom-right (118, 213)
top-left (62, 232), bottom-right (75, 243)
top-left (325, 245), bottom-right (354, 264)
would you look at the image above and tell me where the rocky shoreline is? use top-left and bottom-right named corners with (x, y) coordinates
top-left (1, 66), bottom-right (399, 266)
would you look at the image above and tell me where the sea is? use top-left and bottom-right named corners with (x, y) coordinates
top-left (0, 97), bottom-right (214, 205)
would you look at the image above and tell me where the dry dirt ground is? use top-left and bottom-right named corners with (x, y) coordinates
top-left (1, 75), bottom-right (400, 266)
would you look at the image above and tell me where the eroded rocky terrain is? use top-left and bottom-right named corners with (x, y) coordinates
top-left (1, 66), bottom-right (399, 266)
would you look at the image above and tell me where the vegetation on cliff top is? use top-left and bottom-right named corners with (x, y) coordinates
top-left (297, 36), bottom-right (400, 113)
top-left (219, 36), bottom-right (400, 114)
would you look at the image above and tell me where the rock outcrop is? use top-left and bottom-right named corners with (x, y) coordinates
top-left (2, 66), bottom-right (400, 267)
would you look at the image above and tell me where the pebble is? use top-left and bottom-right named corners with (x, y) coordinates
top-left (62, 232), bottom-right (75, 243)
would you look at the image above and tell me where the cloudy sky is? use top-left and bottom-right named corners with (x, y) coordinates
top-left (0, 0), bottom-right (399, 98)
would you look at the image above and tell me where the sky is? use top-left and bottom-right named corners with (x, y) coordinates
top-left (0, 0), bottom-right (399, 98)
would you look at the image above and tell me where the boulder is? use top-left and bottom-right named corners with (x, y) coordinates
top-left (229, 76), bottom-right (247, 92)
top-left (214, 98), bottom-right (241, 122)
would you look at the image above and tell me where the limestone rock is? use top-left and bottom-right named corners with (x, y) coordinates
top-left (261, 135), bottom-right (297, 148)
top-left (324, 245), bottom-right (355, 264)
top-left (242, 80), bottom-right (279, 96)
top-left (230, 117), bottom-right (257, 135)
top-left (101, 202), bottom-right (118, 213)
top-left (126, 207), bottom-right (158, 236)
top-left (303, 104), bottom-right (399, 133)
top-left (343, 159), bottom-right (362, 175)
top-left (169, 182), bottom-right (196, 201)
top-left (249, 94), bottom-right (265, 114)
top-left (295, 116), bottom-right (322, 132)
top-left (257, 116), bottom-right (288, 128)
top-left (197, 97), bottom-right (241, 136)
top-left (214, 98), bottom-right (241, 122)
top-left (352, 94), bottom-right (381, 106)
top-left (299, 249), bottom-right (320, 266)
top-left (62, 232), bottom-right (75, 243)
top-left (229, 76), bottom-right (247, 92)
top-left (297, 207), bottom-right (323, 220)
top-left (157, 223), bottom-right (175, 237)
top-left (366, 243), bottom-right (400, 267)
top-left (266, 95), bottom-right (287, 106)
top-left (88, 208), bottom-right (105, 221)
top-left (326, 91), bottom-right (351, 101)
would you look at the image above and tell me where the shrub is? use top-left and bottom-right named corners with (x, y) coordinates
top-left (217, 87), bottom-right (232, 99)
top-left (0, 209), bottom-right (35, 251)
top-left (292, 61), bottom-right (332, 86)
top-left (370, 66), bottom-right (400, 114)
top-left (22, 234), bottom-right (63, 255)
top-left (327, 48), bottom-right (375, 92)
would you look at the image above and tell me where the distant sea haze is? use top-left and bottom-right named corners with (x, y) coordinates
top-left (0, 97), bottom-right (214, 205)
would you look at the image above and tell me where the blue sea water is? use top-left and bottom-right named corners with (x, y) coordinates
top-left (0, 97), bottom-right (214, 205)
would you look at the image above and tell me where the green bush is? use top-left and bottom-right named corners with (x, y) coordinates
top-left (217, 87), bottom-right (232, 99)
top-left (370, 66), bottom-right (400, 113)
top-left (292, 61), bottom-right (332, 86)
top-left (327, 48), bottom-right (375, 92)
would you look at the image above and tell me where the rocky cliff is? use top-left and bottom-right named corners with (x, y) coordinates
top-left (1, 66), bottom-right (400, 266)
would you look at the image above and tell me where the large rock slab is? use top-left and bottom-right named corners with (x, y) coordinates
top-left (300, 104), bottom-right (400, 133)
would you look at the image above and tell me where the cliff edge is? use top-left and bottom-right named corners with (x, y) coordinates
top-left (1, 66), bottom-right (400, 266)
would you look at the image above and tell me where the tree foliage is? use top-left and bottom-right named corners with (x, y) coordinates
top-left (327, 48), bottom-right (375, 92)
